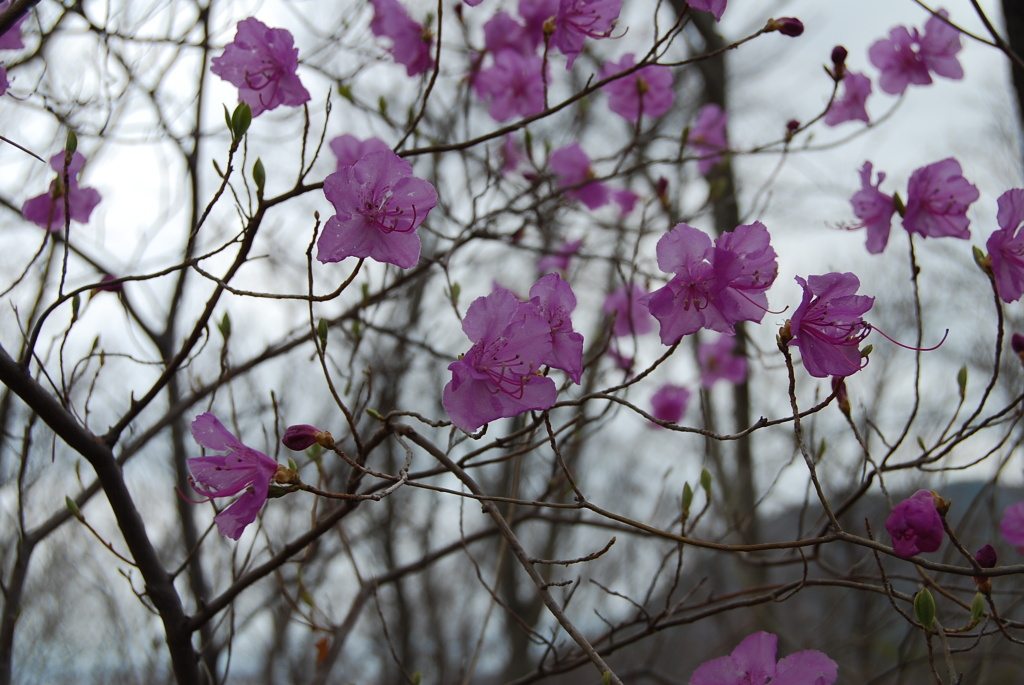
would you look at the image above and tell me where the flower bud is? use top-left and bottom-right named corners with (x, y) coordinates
top-left (1012, 333), bottom-right (1024, 365)
top-left (973, 543), bottom-right (996, 592)
top-left (831, 45), bottom-right (848, 79)
top-left (94, 274), bottom-right (123, 293)
top-left (913, 588), bottom-right (936, 631)
top-left (768, 17), bottom-right (804, 37)
top-left (831, 376), bottom-right (850, 416)
top-left (282, 424), bottom-right (324, 451)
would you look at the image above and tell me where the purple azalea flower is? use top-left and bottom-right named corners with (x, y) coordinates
top-left (549, 143), bottom-right (609, 210)
top-left (643, 222), bottom-right (778, 344)
top-left (787, 273), bottom-right (873, 378)
top-left (689, 103), bottom-right (728, 175)
top-left (885, 490), bottom-right (944, 558)
top-left (903, 157), bottom-right (979, 240)
top-left (603, 283), bottom-right (654, 337)
top-left (474, 50), bottom-right (548, 122)
top-left (613, 187), bottom-right (639, 215)
top-left (464, 0), bottom-right (484, 6)
top-left (483, 11), bottom-right (532, 56)
top-left (188, 413), bottom-right (279, 541)
top-left (1000, 501), bottom-right (1024, 554)
top-left (686, 0), bottom-right (726, 22)
top-left (0, 0), bottom-right (27, 50)
top-left (518, 0), bottom-right (560, 50)
top-left (281, 424), bottom-right (325, 451)
top-left (528, 273), bottom-right (585, 383)
top-left (690, 631), bottom-right (838, 685)
top-left (698, 334), bottom-right (747, 388)
top-left (317, 149), bottom-right (437, 269)
top-left (537, 237), bottom-right (583, 275)
top-left (986, 189), bottom-right (1024, 303)
top-left (849, 161), bottom-right (895, 254)
top-left (369, 0), bottom-right (434, 77)
top-left (550, 0), bottom-right (622, 70)
top-left (650, 384), bottom-right (690, 425)
top-left (22, 151), bottom-right (102, 232)
top-left (919, 9), bottom-right (964, 81)
top-left (501, 133), bottom-right (526, 176)
top-left (869, 10), bottom-right (963, 95)
top-left (824, 72), bottom-right (872, 126)
top-left (599, 53), bottom-right (675, 122)
top-left (210, 17), bottom-right (310, 117)
top-left (442, 287), bottom-right (558, 432)
top-left (329, 134), bottom-right (391, 170)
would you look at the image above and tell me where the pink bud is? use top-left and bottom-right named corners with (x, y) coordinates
top-left (282, 424), bottom-right (323, 451)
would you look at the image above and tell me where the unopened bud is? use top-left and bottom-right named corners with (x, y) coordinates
top-left (767, 17), bottom-right (804, 37)
top-left (831, 376), bottom-right (850, 416)
top-left (831, 45), bottom-right (848, 80)
top-left (973, 543), bottom-right (996, 592)
top-left (913, 588), bottom-right (936, 631)
top-left (282, 424), bottom-right (325, 451)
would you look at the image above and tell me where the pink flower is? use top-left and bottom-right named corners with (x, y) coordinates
top-left (824, 72), bottom-right (871, 126)
top-left (698, 334), bottom-right (747, 388)
top-left (643, 222), bottom-right (778, 344)
top-left (885, 490), bottom-right (944, 558)
top-left (903, 157), bottom-right (979, 240)
top-left (537, 237), bottom-right (583, 275)
top-left (686, 0), bottom-right (726, 22)
top-left (501, 133), bottom-right (526, 176)
top-left (369, 0), bottom-right (434, 77)
top-left (188, 413), bottom-right (279, 540)
top-left (787, 273), bottom-right (873, 378)
top-left (22, 151), bottom-right (102, 232)
top-left (1000, 501), bottom-right (1024, 554)
top-left (986, 189), bottom-right (1024, 303)
top-left (849, 161), bottom-right (895, 254)
top-left (690, 631), bottom-right (837, 685)
top-left (519, 0), bottom-right (559, 49)
top-left (474, 50), bottom-right (548, 122)
top-left (210, 17), bottom-right (310, 117)
top-left (603, 283), bottom-right (654, 337)
top-left (650, 384), bottom-right (690, 425)
top-left (0, 1), bottom-right (27, 50)
top-left (689, 103), bottom-right (728, 175)
top-left (550, 0), bottom-right (622, 70)
top-left (599, 53), bottom-right (675, 122)
top-left (442, 287), bottom-right (558, 432)
top-left (549, 143), bottom-right (609, 210)
top-left (613, 187), bottom-right (639, 215)
top-left (483, 11), bottom-right (531, 56)
top-left (317, 149), bottom-right (438, 269)
top-left (529, 273), bottom-right (585, 383)
top-left (329, 135), bottom-right (391, 170)
top-left (281, 424), bottom-right (325, 451)
top-left (868, 10), bottom-right (962, 95)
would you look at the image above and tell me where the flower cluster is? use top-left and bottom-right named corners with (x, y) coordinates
top-left (188, 413), bottom-right (279, 540)
top-left (210, 17), bottom-right (310, 117)
top-left (869, 9), bottom-right (962, 95)
top-left (317, 149), bottom-right (438, 269)
top-left (369, 0), bottom-right (434, 76)
top-left (22, 151), bottom-right (102, 232)
top-left (785, 272), bottom-right (874, 379)
top-left (689, 631), bottom-right (837, 685)
top-left (643, 221), bottom-right (778, 344)
top-left (443, 274), bottom-right (583, 432)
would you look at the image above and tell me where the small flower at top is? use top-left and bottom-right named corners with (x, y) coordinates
top-left (603, 283), bottom-right (654, 337)
top-left (188, 412), bottom-right (280, 540)
top-left (473, 50), bottom-right (548, 122)
top-left (643, 222), bottom-right (778, 345)
top-left (442, 287), bottom-right (558, 433)
top-left (985, 189), bottom-right (1024, 303)
top-left (698, 333), bottom-right (747, 388)
top-left (549, 143), bottom-right (609, 210)
top-left (1000, 501), bottom-right (1024, 554)
top-left (0, 0), bottom-right (27, 50)
top-left (689, 631), bottom-right (838, 685)
top-left (369, 0), bottom-right (434, 77)
top-left (848, 161), bottom-right (895, 254)
top-left (824, 72), bottom-right (872, 126)
top-left (903, 157), bottom-right (979, 240)
top-left (685, 0), bottom-right (726, 22)
top-left (885, 489), bottom-right (945, 558)
top-left (688, 103), bottom-right (728, 176)
top-left (599, 53), bottom-right (675, 123)
top-left (785, 272), bottom-right (873, 378)
top-left (317, 149), bottom-right (438, 269)
top-left (650, 384), bottom-right (690, 426)
top-left (868, 9), bottom-right (963, 95)
top-left (282, 424), bottom-right (329, 451)
top-left (210, 17), bottom-right (310, 117)
top-left (329, 135), bottom-right (391, 170)
top-left (537, 237), bottom-right (583, 275)
top-left (23, 151), bottom-right (102, 232)
top-left (549, 0), bottom-right (622, 70)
